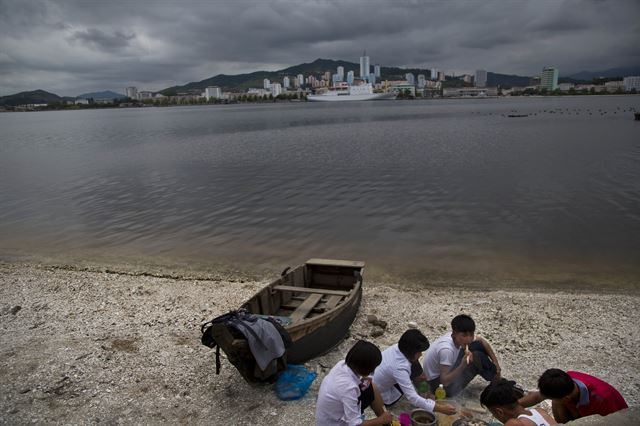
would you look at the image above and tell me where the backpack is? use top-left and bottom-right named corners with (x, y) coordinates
top-left (200, 310), bottom-right (292, 383)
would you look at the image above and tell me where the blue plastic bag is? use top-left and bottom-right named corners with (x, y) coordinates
top-left (274, 364), bottom-right (317, 401)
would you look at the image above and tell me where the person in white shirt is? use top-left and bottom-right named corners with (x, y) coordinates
top-left (373, 329), bottom-right (457, 415)
top-left (316, 340), bottom-right (393, 426)
top-left (480, 379), bottom-right (556, 426)
top-left (423, 314), bottom-right (502, 396)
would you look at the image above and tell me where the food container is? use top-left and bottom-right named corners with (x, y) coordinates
top-left (410, 409), bottom-right (436, 426)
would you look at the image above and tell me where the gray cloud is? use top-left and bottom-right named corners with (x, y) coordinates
top-left (68, 28), bottom-right (136, 52)
top-left (1, 0), bottom-right (639, 96)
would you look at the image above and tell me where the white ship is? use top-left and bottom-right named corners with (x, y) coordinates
top-left (307, 83), bottom-right (395, 102)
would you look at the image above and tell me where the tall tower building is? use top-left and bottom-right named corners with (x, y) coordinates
top-left (540, 67), bottom-right (559, 91)
top-left (431, 69), bottom-right (437, 80)
top-left (359, 50), bottom-right (370, 79)
top-left (374, 64), bottom-right (380, 78)
top-left (347, 70), bottom-right (355, 85)
top-left (263, 79), bottom-right (271, 89)
top-left (297, 74), bottom-right (304, 86)
top-left (405, 73), bottom-right (415, 85)
top-left (475, 69), bottom-right (487, 87)
top-left (125, 87), bottom-right (138, 99)
top-left (337, 66), bottom-right (344, 79)
top-left (283, 76), bottom-right (290, 89)
top-left (417, 74), bottom-right (426, 88)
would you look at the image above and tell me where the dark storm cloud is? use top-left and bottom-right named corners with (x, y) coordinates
top-left (68, 28), bottom-right (137, 52)
top-left (1, 0), bottom-right (639, 96)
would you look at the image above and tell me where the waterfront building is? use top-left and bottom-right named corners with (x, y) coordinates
top-left (374, 64), bottom-right (380, 78)
top-left (271, 83), bottom-right (282, 97)
top-left (337, 66), bottom-right (344, 79)
top-left (332, 74), bottom-right (341, 85)
top-left (437, 71), bottom-right (445, 82)
top-left (297, 74), bottom-right (304, 86)
top-left (205, 86), bottom-right (222, 100)
top-left (75, 98), bottom-right (89, 105)
top-left (540, 67), bottom-right (559, 91)
top-left (125, 86), bottom-right (138, 99)
top-left (405, 73), bottom-right (415, 85)
top-left (475, 69), bottom-right (487, 87)
top-left (360, 51), bottom-right (370, 79)
top-left (442, 87), bottom-right (498, 97)
top-left (604, 80), bottom-right (624, 93)
top-left (263, 79), bottom-right (271, 90)
top-left (138, 91), bottom-right (155, 100)
top-left (431, 69), bottom-right (437, 80)
top-left (557, 83), bottom-right (574, 92)
top-left (417, 74), bottom-right (426, 88)
top-left (283, 76), bottom-right (290, 89)
top-left (347, 70), bottom-right (355, 85)
top-left (323, 71), bottom-right (331, 81)
top-left (623, 76), bottom-right (640, 92)
top-left (247, 88), bottom-right (270, 97)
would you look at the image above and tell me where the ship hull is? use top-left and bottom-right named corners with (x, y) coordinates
top-left (307, 93), bottom-right (395, 102)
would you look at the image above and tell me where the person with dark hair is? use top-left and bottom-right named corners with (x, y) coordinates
top-left (372, 330), bottom-right (456, 415)
top-left (519, 368), bottom-right (628, 423)
top-left (480, 379), bottom-right (556, 425)
top-left (316, 340), bottom-right (393, 426)
top-left (422, 314), bottom-right (503, 396)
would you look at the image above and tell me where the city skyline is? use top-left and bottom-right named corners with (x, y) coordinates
top-left (1, 0), bottom-right (639, 96)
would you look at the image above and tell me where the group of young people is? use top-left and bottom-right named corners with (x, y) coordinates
top-left (316, 314), bottom-right (628, 426)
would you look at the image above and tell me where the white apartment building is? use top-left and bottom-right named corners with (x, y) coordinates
top-left (297, 74), bottom-right (304, 86)
top-left (374, 64), bottom-right (380, 78)
top-left (417, 74), bottom-right (426, 88)
top-left (540, 67), bottom-right (559, 91)
top-left (283, 76), bottom-right (290, 89)
top-left (347, 70), bottom-right (355, 85)
top-left (405, 73), bottom-right (415, 85)
top-left (337, 66), bottom-right (344, 79)
top-left (604, 80), bottom-right (624, 92)
top-left (475, 69), bottom-right (487, 87)
top-left (431, 69), bottom-right (437, 80)
top-left (270, 83), bottom-right (282, 97)
top-left (263, 79), bottom-right (271, 90)
top-left (125, 87), bottom-right (138, 99)
top-left (205, 86), bottom-right (222, 100)
top-left (623, 76), bottom-right (640, 92)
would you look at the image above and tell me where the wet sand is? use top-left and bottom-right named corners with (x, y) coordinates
top-left (1, 261), bottom-right (638, 425)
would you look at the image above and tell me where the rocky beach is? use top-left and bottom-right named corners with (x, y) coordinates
top-left (1, 261), bottom-right (639, 425)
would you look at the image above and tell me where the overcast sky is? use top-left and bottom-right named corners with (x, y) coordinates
top-left (1, 0), bottom-right (639, 96)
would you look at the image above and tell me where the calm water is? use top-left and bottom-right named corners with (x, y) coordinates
top-left (1, 97), bottom-right (639, 286)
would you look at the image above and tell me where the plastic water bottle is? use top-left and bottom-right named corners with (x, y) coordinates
top-left (435, 384), bottom-right (446, 400)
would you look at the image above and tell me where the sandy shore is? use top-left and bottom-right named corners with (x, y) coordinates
top-left (1, 262), bottom-right (638, 425)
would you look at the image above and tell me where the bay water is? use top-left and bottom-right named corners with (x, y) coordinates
top-left (1, 96), bottom-right (639, 288)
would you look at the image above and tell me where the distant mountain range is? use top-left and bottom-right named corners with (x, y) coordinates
top-left (567, 66), bottom-right (640, 81)
top-left (76, 90), bottom-right (125, 99)
top-left (159, 58), bottom-right (546, 95)
top-left (2, 62), bottom-right (639, 104)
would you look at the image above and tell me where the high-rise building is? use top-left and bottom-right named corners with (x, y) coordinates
top-left (374, 64), bottom-right (380, 78)
top-left (205, 86), bottom-right (222, 100)
top-left (271, 83), bottom-right (282, 97)
top-left (438, 71), bottom-right (445, 82)
top-left (263, 79), bottom-right (271, 90)
top-left (323, 71), bottom-right (331, 81)
top-left (347, 70), bottom-right (355, 85)
top-left (540, 67), bottom-right (559, 91)
top-left (360, 50), bottom-right (370, 79)
top-left (475, 69), bottom-right (487, 87)
top-left (125, 87), bottom-right (138, 99)
top-left (283, 76), bottom-right (290, 89)
top-left (368, 73), bottom-right (376, 85)
top-left (337, 66), bottom-right (344, 79)
top-left (417, 74), bottom-right (426, 88)
top-left (623, 76), bottom-right (640, 92)
top-left (297, 74), bottom-right (304, 86)
top-left (405, 73), bottom-right (415, 85)
top-left (431, 69), bottom-right (437, 80)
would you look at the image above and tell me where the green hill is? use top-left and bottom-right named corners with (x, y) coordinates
top-left (0, 89), bottom-right (72, 106)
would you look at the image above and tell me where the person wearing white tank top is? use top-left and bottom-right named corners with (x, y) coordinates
top-left (480, 379), bottom-right (557, 426)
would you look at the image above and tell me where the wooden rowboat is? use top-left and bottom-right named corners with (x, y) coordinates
top-left (209, 258), bottom-right (364, 382)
